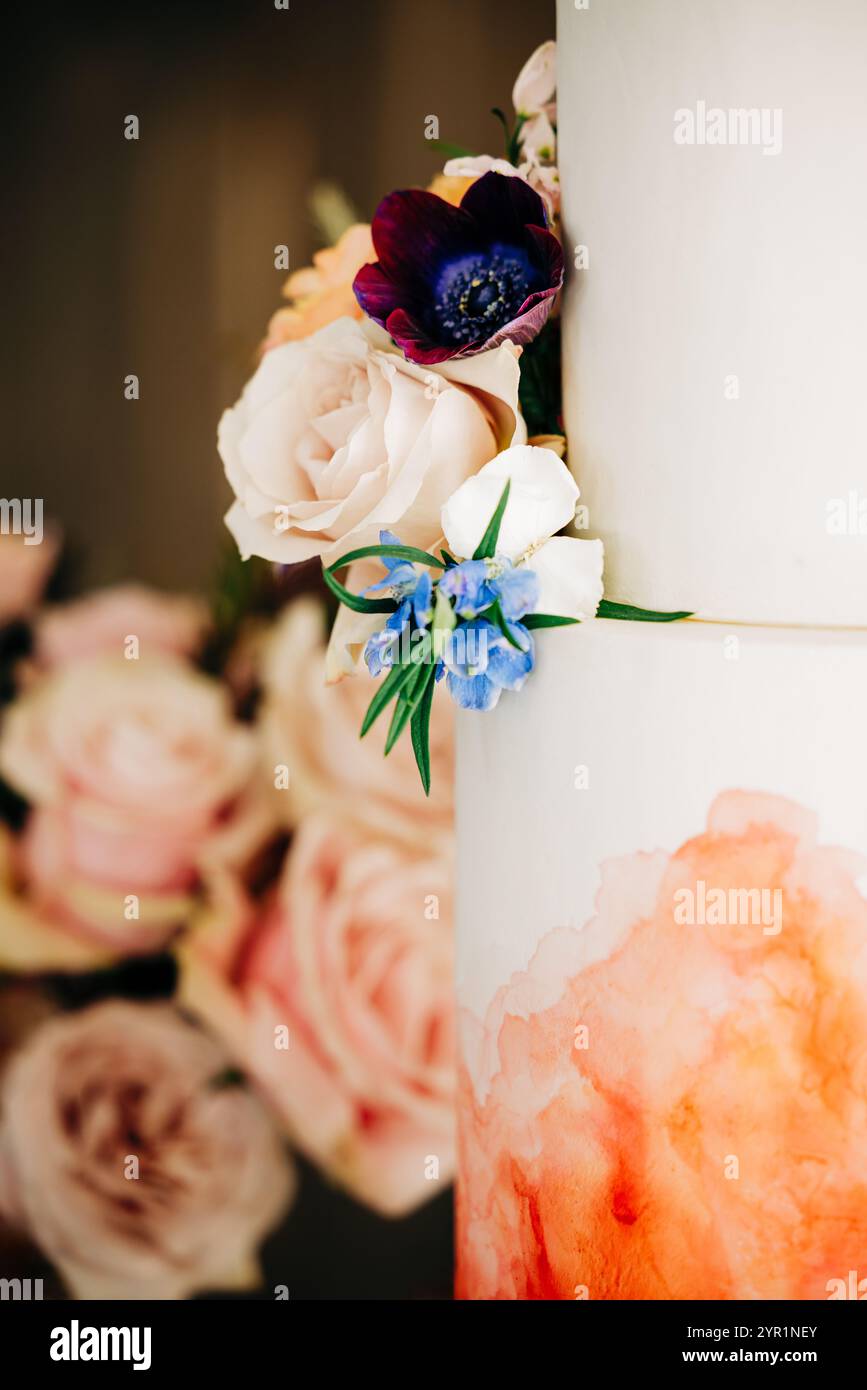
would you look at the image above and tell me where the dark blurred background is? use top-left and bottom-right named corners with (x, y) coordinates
top-left (4, 0), bottom-right (554, 1301)
top-left (5, 0), bottom-right (554, 593)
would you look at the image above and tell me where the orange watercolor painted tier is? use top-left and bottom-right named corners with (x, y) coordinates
top-left (456, 792), bottom-right (867, 1300)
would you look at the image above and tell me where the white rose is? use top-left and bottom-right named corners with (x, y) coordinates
top-left (441, 445), bottom-right (604, 621)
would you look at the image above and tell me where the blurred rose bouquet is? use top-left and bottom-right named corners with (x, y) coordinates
top-left (0, 518), bottom-right (457, 1293)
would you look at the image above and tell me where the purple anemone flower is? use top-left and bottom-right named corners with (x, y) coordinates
top-left (352, 171), bottom-right (563, 364)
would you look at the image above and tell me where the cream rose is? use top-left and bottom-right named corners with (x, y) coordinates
top-left (219, 315), bottom-right (525, 569)
top-left (181, 815), bottom-right (455, 1217)
top-left (0, 655), bottom-right (273, 953)
top-left (259, 600), bottom-right (453, 852)
top-left (0, 1001), bottom-right (293, 1299)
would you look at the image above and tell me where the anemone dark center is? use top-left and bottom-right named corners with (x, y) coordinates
top-left (433, 246), bottom-right (536, 346)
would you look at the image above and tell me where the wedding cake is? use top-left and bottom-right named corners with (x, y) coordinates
top-left (455, 0), bottom-right (867, 1300)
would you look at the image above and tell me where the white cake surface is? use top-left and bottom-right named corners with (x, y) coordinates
top-left (456, 619), bottom-right (867, 1022)
top-left (557, 0), bottom-right (867, 626)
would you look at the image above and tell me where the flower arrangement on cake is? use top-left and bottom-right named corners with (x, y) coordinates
top-left (220, 39), bottom-right (686, 792)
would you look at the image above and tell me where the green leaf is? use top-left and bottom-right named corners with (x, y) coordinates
top-left (487, 597), bottom-right (524, 648)
top-left (490, 107), bottom-right (510, 155)
top-left (439, 549), bottom-right (457, 568)
top-left (507, 113), bottom-right (528, 167)
top-left (522, 613), bottom-right (580, 630)
top-left (321, 565), bottom-right (396, 614)
top-left (472, 480), bottom-right (511, 561)
top-left (427, 139), bottom-right (476, 160)
top-left (384, 662), bottom-right (429, 754)
top-left (410, 667), bottom-right (437, 796)
top-left (597, 600), bottom-right (693, 623)
top-left (327, 544), bottom-right (445, 572)
top-left (517, 319), bottom-right (562, 435)
top-left (360, 659), bottom-right (419, 738)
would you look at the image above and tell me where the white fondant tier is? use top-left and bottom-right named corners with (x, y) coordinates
top-left (557, 0), bottom-right (867, 627)
top-left (456, 619), bottom-right (867, 1299)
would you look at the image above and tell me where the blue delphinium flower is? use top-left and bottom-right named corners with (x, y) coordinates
top-left (364, 608), bottom-right (408, 677)
top-left (443, 617), bottom-right (535, 711)
top-left (439, 555), bottom-right (539, 621)
top-left (362, 531), bottom-right (435, 677)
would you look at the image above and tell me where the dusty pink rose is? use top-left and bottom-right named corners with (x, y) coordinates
top-left (181, 815), bottom-right (455, 1216)
top-left (0, 532), bottom-right (59, 628)
top-left (263, 224), bottom-right (375, 350)
top-left (219, 315), bottom-right (525, 571)
top-left (0, 655), bottom-right (272, 954)
top-left (0, 1001), bottom-right (293, 1299)
top-left (33, 584), bottom-right (209, 670)
top-left (259, 601), bottom-right (453, 852)
top-left (458, 792), bottom-right (867, 1300)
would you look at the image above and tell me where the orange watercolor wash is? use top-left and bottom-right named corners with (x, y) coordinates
top-left (456, 792), bottom-right (867, 1300)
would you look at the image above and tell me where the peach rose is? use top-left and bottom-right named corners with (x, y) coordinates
top-left (181, 815), bottom-right (455, 1216)
top-left (219, 315), bottom-right (525, 572)
top-left (0, 532), bottom-right (59, 628)
top-left (263, 224), bottom-right (374, 350)
top-left (0, 1001), bottom-right (293, 1299)
top-left (458, 792), bottom-right (867, 1300)
top-left (427, 172), bottom-right (477, 206)
top-left (32, 584), bottom-right (209, 670)
top-left (0, 655), bottom-right (272, 954)
top-left (259, 601), bottom-right (453, 852)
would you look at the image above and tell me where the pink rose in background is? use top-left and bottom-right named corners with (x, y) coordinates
top-left (263, 224), bottom-right (375, 350)
top-left (0, 655), bottom-right (273, 954)
top-left (219, 315), bottom-right (525, 570)
top-left (32, 583), bottom-right (209, 670)
top-left (181, 814), bottom-right (455, 1216)
top-left (259, 601), bottom-right (453, 853)
top-left (0, 1001), bottom-right (293, 1299)
top-left (0, 532), bottom-right (59, 628)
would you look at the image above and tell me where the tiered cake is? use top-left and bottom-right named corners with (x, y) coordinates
top-left (456, 0), bottom-right (867, 1300)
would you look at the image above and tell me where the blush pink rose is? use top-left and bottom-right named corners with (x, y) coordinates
top-left (0, 655), bottom-right (273, 954)
top-left (33, 584), bottom-right (209, 670)
top-left (181, 815), bottom-right (455, 1216)
top-left (0, 1001), bottom-right (293, 1299)
top-left (219, 315), bottom-right (525, 570)
top-left (259, 601), bottom-right (453, 853)
top-left (0, 532), bottom-right (59, 628)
